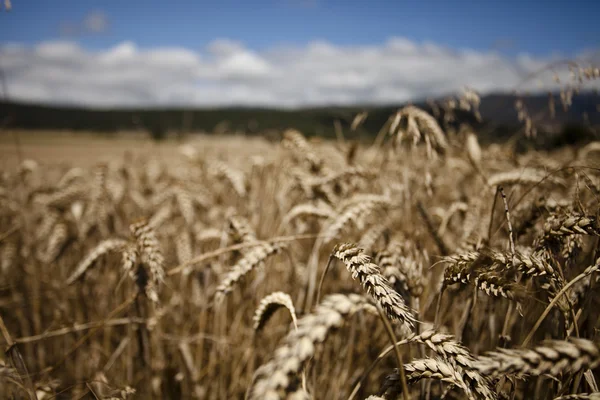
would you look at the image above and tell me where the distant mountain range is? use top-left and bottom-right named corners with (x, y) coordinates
top-left (0, 92), bottom-right (598, 142)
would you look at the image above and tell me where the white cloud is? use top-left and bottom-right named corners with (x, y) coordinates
top-left (0, 38), bottom-right (597, 108)
top-left (60, 11), bottom-right (110, 37)
top-left (83, 11), bottom-right (109, 33)
top-left (35, 41), bottom-right (82, 58)
top-left (99, 41), bottom-right (137, 64)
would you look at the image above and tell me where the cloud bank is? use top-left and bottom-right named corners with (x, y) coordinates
top-left (0, 38), bottom-right (597, 108)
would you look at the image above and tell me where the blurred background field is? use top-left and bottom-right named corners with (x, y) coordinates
top-left (0, 130), bottom-right (275, 169)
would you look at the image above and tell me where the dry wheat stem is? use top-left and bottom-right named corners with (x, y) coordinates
top-left (41, 293), bottom-right (137, 376)
top-left (14, 318), bottom-right (146, 344)
top-left (523, 259), bottom-right (600, 346)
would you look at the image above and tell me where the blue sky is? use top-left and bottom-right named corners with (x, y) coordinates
top-left (2, 0), bottom-right (598, 55)
top-left (0, 0), bottom-right (598, 107)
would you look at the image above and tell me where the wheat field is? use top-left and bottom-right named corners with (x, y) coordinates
top-left (1, 103), bottom-right (600, 400)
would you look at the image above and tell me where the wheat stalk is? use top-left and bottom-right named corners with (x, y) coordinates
top-left (553, 395), bottom-right (600, 400)
top-left (249, 293), bottom-right (376, 400)
top-left (323, 195), bottom-right (391, 241)
top-left (214, 241), bottom-right (287, 304)
top-left (130, 220), bottom-right (165, 302)
top-left (253, 291), bottom-right (298, 332)
top-left (487, 169), bottom-right (564, 187)
top-left (66, 239), bottom-right (128, 284)
top-left (282, 202), bottom-right (337, 226)
top-left (282, 129), bottom-right (324, 173)
top-left (474, 338), bottom-right (600, 378)
top-left (331, 243), bottom-right (415, 327)
top-left (381, 358), bottom-right (473, 399)
top-left (227, 215), bottom-right (258, 244)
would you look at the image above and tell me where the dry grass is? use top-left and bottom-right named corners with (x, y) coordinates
top-left (1, 107), bottom-right (600, 400)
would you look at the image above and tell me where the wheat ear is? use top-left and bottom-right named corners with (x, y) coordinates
top-left (474, 338), bottom-right (600, 378)
top-left (331, 243), bottom-right (415, 327)
top-left (253, 292), bottom-right (298, 332)
top-left (381, 358), bottom-right (473, 399)
top-left (214, 241), bottom-right (287, 304)
top-left (66, 239), bottom-right (128, 284)
top-left (130, 220), bottom-right (165, 303)
top-left (249, 293), bottom-right (376, 400)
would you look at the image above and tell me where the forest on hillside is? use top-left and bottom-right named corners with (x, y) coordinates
top-left (1, 92), bottom-right (599, 148)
